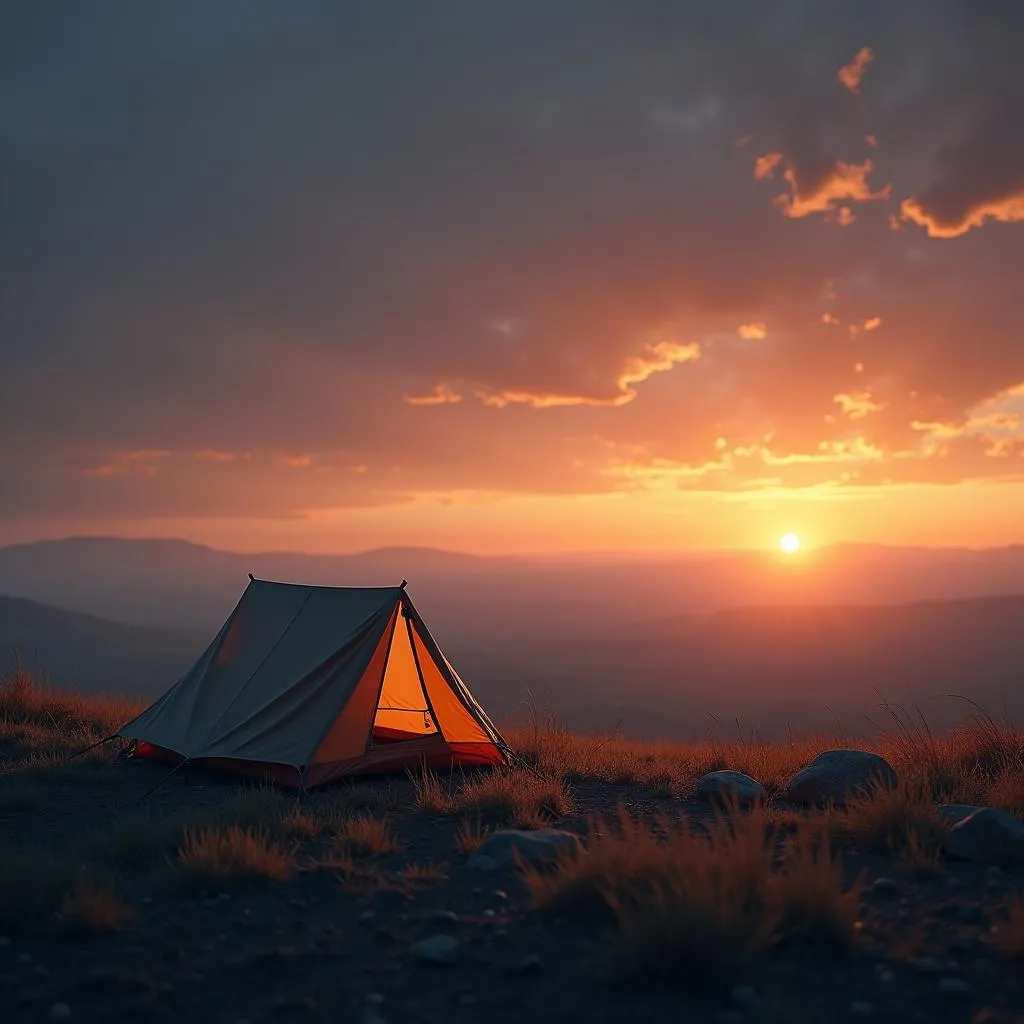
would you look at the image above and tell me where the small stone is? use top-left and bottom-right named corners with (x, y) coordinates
top-left (364, 994), bottom-right (384, 1005)
top-left (878, 970), bottom-right (894, 983)
top-left (849, 1001), bottom-right (874, 1016)
top-left (912, 956), bottom-right (940, 973)
top-left (731, 984), bottom-right (758, 1009)
top-left (358, 911), bottom-right (376, 924)
top-left (458, 994), bottom-right (478, 1006)
top-left (48, 1005), bottom-right (71, 1021)
top-left (431, 910), bottom-right (460, 929)
top-left (467, 855), bottom-right (498, 873)
top-left (469, 828), bottom-right (581, 869)
top-left (16, 953), bottom-right (31, 964)
top-left (483, 909), bottom-right (496, 919)
top-left (870, 877), bottom-right (899, 896)
top-left (410, 934), bottom-right (459, 965)
top-left (696, 770), bottom-right (766, 806)
top-left (938, 977), bottom-right (970, 995)
top-left (218, 892), bottom-right (232, 901)
top-left (288, 898), bottom-right (307, 909)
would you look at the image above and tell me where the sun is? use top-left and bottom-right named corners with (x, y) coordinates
top-left (779, 532), bottom-right (801, 554)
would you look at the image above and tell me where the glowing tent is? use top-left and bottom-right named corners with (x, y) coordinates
top-left (119, 578), bottom-right (507, 786)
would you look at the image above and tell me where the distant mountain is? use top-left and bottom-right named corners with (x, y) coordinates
top-left (0, 595), bottom-right (208, 697)
top-left (2, 536), bottom-right (1024, 640)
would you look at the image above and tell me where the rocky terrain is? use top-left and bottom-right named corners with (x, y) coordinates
top-left (2, 675), bottom-right (1024, 1024)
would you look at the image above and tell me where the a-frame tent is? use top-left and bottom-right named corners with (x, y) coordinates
top-left (119, 578), bottom-right (508, 787)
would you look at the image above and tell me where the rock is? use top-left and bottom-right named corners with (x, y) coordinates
top-left (468, 829), bottom-right (581, 870)
top-left (410, 935), bottom-right (459, 965)
top-left (912, 956), bottom-right (940, 974)
top-left (0, 936), bottom-right (9, 948)
top-left (696, 770), bottom-right (766, 806)
top-left (869, 877), bottom-right (899, 896)
top-left (938, 977), bottom-right (970, 995)
top-left (850, 1001), bottom-right (874, 1016)
top-left (48, 1005), bottom-right (72, 1021)
top-left (780, 750), bottom-right (898, 805)
top-left (515, 954), bottom-right (542, 974)
top-left (944, 809), bottom-right (1024, 867)
top-left (358, 911), bottom-right (376, 924)
top-left (938, 804), bottom-right (985, 825)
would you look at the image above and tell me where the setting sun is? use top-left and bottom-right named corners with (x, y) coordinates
top-left (779, 533), bottom-right (801, 554)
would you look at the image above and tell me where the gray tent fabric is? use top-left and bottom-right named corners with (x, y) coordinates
top-left (119, 578), bottom-right (506, 783)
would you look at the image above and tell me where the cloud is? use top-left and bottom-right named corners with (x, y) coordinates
top-left (737, 322), bottom-right (767, 340)
top-left (837, 46), bottom-right (874, 95)
top-left (0, 3), bottom-right (1023, 532)
top-left (833, 390), bottom-right (886, 419)
top-left (775, 159), bottom-right (891, 219)
top-left (471, 339), bottom-right (701, 409)
top-left (403, 385), bottom-right (463, 407)
top-left (754, 152), bottom-right (784, 180)
top-left (900, 193), bottom-right (1024, 238)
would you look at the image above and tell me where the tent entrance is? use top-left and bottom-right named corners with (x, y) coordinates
top-left (371, 613), bottom-right (439, 745)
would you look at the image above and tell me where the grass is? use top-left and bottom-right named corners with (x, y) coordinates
top-left (333, 815), bottom-right (399, 857)
top-left (828, 780), bottom-right (948, 873)
top-left (170, 826), bottom-right (296, 892)
top-left (521, 799), bottom-right (862, 990)
top-left (399, 862), bottom-right (448, 887)
top-left (412, 765), bottom-right (573, 827)
top-left (58, 877), bottom-right (134, 935)
top-left (455, 817), bottom-right (490, 854)
top-left (0, 666), bottom-right (140, 770)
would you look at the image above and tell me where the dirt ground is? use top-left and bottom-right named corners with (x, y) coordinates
top-left (2, 758), bottom-right (1023, 1024)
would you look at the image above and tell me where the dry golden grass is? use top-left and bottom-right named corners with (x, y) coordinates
top-left (522, 799), bottom-right (861, 989)
top-left (333, 815), bottom-right (399, 857)
top-left (0, 845), bottom-right (79, 933)
top-left (411, 765), bottom-right (572, 827)
top-left (171, 826), bottom-right (296, 891)
top-left (992, 897), bottom-right (1024, 959)
top-left (0, 667), bottom-right (141, 770)
top-left (828, 780), bottom-right (948, 872)
top-left (58, 877), bottom-right (134, 935)
top-left (455, 817), bottom-right (490, 855)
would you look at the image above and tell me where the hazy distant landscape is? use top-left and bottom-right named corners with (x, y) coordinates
top-left (2, 536), bottom-right (1022, 741)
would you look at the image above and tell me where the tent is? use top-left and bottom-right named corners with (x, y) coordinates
top-left (119, 577), bottom-right (508, 787)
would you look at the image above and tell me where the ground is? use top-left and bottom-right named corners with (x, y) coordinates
top-left (2, 675), bottom-right (1024, 1024)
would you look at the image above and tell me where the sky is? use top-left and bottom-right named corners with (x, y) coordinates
top-left (1, 1), bottom-right (1023, 554)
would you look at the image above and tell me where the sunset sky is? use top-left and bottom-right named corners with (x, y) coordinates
top-left (2, 2), bottom-right (1022, 554)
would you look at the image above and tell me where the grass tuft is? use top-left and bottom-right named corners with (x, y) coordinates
top-left (455, 817), bottom-right (490, 855)
top-left (522, 799), bottom-right (860, 989)
top-left (333, 815), bottom-right (399, 857)
top-left (58, 877), bottom-right (134, 935)
top-left (171, 826), bottom-right (295, 892)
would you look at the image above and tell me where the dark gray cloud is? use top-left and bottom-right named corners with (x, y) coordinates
top-left (1, 0), bottom-right (1022, 529)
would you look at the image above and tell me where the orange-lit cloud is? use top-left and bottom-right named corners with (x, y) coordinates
top-left (475, 339), bottom-right (701, 409)
top-left (84, 450), bottom-right (172, 478)
top-left (865, 134), bottom-right (878, 148)
top-left (838, 47), bottom-right (874, 94)
top-left (776, 159), bottom-right (891, 219)
top-left (835, 206), bottom-right (855, 226)
top-left (900, 193), bottom-right (1024, 238)
top-left (822, 313), bottom-right (841, 325)
top-left (833, 390), bottom-right (885, 419)
top-left (737, 322), bottom-right (767, 340)
top-left (277, 453), bottom-right (315, 469)
top-left (404, 385), bottom-right (463, 407)
top-left (863, 317), bottom-right (882, 331)
top-left (754, 152), bottom-right (783, 180)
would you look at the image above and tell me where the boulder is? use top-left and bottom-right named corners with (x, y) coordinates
top-left (780, 749), bottom-right (898, 805)
top-left (943, 808), bottom-right (1024, 867)
top-left (410, 935), bottom-right (459, 965)
top-left (695, 770), bottom-right (766, 806)
top-left (937, 804), bottom-right (984, 825)
top-left (467, 828), bottom-right (581, 870)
